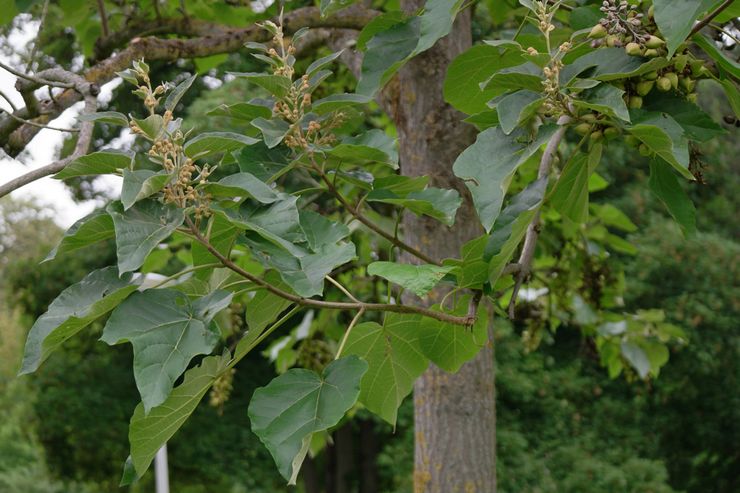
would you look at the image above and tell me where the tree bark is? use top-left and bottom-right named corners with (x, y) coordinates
top-left (390, 3), bottom-right (497, 492)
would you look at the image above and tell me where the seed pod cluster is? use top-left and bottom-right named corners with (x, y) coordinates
top-left (296, 338), bottom-right (334, 373)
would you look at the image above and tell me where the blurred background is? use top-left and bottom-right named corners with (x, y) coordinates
top-left (1, 3), bottom-right (738, 493)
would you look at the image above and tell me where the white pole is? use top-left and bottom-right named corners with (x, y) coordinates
top-left (154, 444), bottom-right (170, 493)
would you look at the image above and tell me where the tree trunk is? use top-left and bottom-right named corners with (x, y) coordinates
top-left (359, 420), bottom-right (380, 493)
top-left (390, 3), bottom-right (497, 492)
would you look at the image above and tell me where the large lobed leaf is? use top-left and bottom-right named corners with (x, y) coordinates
top-left (102, 289), bottom-right (233, 412)
top-left (248, 356), bottom-right (368, 484)
top-left (20, 267), bottom-right (139, 374)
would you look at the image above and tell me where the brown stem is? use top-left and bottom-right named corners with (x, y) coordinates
top-left (96, 0), bottom-right (110, 37)
top-left (689, 0), bottom-right (736, 37)
top-left (311, 162), bottom-right (441, 266)
top-left (185, 217), bottom-right (474, 326)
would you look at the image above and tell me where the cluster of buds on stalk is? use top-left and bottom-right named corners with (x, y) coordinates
top-left (530, 3), bottom-right (573, 118)
top-left (120, 60), bottom-right (213, 219)
top-left (588, 0), bottom-right (666, 57)
top-left (209, 368), bottom-right (236, 414)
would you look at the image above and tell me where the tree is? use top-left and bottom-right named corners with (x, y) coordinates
top-left (2, 1), bottom-right (737, 491)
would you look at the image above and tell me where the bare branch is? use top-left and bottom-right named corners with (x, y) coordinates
top-left (0, 109), bottom-right (79, 133)
top-left (508, 115), bottom-right (572, 318)
top-left (0, 60), bottom-right (75, 89)
top-left (96, 0), bottom-right (110, 38)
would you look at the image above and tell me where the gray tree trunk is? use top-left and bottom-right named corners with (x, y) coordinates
top-left (388, 3), bottom-right (497, 492)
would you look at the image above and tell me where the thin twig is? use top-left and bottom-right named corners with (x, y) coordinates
top-left (508, 115), bottom-right (571, 318)
top-left (185, 217), bottom-right (475, 326)
top-left (689, 0), bottom-right (736, 38)
top-left (335, 308), bottom-right (365, 359)
top-left (96, 0), bottom-right (110, 37)
top-left (0, 110), bottom-right (79, 133)
top-left (708, 22), bottom-right (740, 45)
top-left (26, 0), bottom-right (49, 74)
top-left (0, 90), bottom-right (17, 111)
top-left (326, 275), bottom-right (361, 303)
top-left (0, 60), bottom-right (75, 89)
top-left (310, 159), bottom-right (440, 266)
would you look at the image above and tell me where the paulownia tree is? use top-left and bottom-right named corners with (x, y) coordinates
top-left (1, 0), bottom-right (737, 491)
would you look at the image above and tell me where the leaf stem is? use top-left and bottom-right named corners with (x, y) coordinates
top-left (150, 262), bottom-right (222, 288)
top-left (689, 0), bottom-right (735, 38)
top-left (326, 275), bottom-right (361, 303)
top-left (185, 217), bottom-right (474, 326)
top-left (335, 308), bottom-right (365, 360)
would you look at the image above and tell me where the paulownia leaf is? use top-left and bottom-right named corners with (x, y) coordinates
top-left (128, 353), bottom-right (231, 476)
top-left (311, 93), bottom-right (371, 114)
top-left (44, 209), bottom-right (114, 262)
top-left (107, 200), bottom-right (185, 274)
top-left (495, 90), bottom-right (545, 134)
top-left (206, 102), bottom-right (272, 121)
top-left (485, 177), bottom-right (547, 284)
top-left (549, 144), bottom-right (602, 224)
top-left (236, 142), bottom-right (291, 182)
top-left (190, 213), bottom-right (237, 278)
top-left (248, 356), bottom-right (368, 484)
top-left (692, 34), bottom-right (740, 80)
top-left (206, 172), bottom-right (279, 203)
top-left (574, 83), bottom-right (630, 123)
top-left (328, 129), bottom-right (398, 168)
top-left (481, 62), bottom-right (543, 92)
top-left (342, 313), bottom-right (429, 425)
top-left (102, 289), bottom-right (233, 412)
top-left (453, 125), bottom-right (556, 232)
top-left (184, 132), bottom-right (259, 159)
top-left (643, 93), bottom-right (725, 142)
top-left (621, 341), bottom-right (650, 379)
top-left (366, 187), bottom-right (461, 226)
top-left (627, 110), bottom-right (692, 180)
top-left (367, 261), bottom-right (454, 297)
top-left (299, 210), bottom-right (351, 250)
top-left (229, 72), bottom-right (292, 97)
top-left (560, 48), bottom-right (668, 86)
top-left (19, 267), bottom-right (139, 374)
top-left (131, 114), bottom-right (165, 141)
top-left (418, 296), bottom-right (487, 373)
top-left (164, 74), bottom-right (197, 111)
top-left (121, 169), bottom-right (171, 210)
top-left (648, 159), bottom-right (696, 237)
top-left (77, 111), bottom-right (128, 126)
top-left (653, 0), bottom-right (718, 56)
top-left (251, 117), bottom-right (291, 148)
top-left (54, 150), bottom-right (133, 179)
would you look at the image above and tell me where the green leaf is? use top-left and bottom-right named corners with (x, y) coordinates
top-left (366, 187), bottom-right (462, 226)
top-left (107, 200), bottom-right (185, 274)
top-left (164, 74), bottom-right (197, 111)
top-left (485, 177), bottom-right (546, 284)
top-left (121, 169), bottom-right (170, 210)
top-left (627, 110), bottom-right (692, 179)
top-left (319, 0), bottom-right (356, 17)
top-left (190, 213), bottom-right (237, 276)
top-left (19, 267), bottom-right (139, 374)
top-left (719, 78), bottom-right (740, 119)
top-left (648, 160), bottom-right (696, 237)
top-left (249, 356), bottom-right (368, 483)
top-left (328, 129), bottom-right (398, 168)
top-left (0, 0), bottom-right (18, 25)
top-left (306, 50), bottom-right (344, 75)
top-left (54, 151), bottom-right (133, 179)
top-left (693, 34), bottom-right (740, 80)
top-left (356, 11), bottom-right (406, 51)
top-left (643, 93), bottom-right (725, 142)
top-left (481, 62), bottom-right (543, 92)
top-left (195, 54), bottom-right (229, 74)
top-left (549, 153), bottom-right (590, 223)
top-left (131, 114), bottom-right (165, 140)
top-left (229, 72), bottom-right (292, 97)
top-left (251, 117), bottom-right (291, 148)
top-left (128, 353), bottom-right (231, 476)
top-left (561, 48), bottom-right (669, 85)
top-left (343, 314), bottom-right (429, 425)
top-left (311, 93), bottom-right (371, 115)
top-left (443, 235), bottom-right (489, 289)
top-left (444, 44), bottom-right (524, 115)
top-left (243, 274), bottom-right (293, 341)
top-left (206, 172), bottom-right (279, 203)
top-left (654, 0), bottom-right (718, 56)
top-left (206, 101), bottom-right (272, 121)
top-left (77, 111), bottom-right (129, 126)
top-left (102, 289), bottom-right (233, 412)
top-left (236, 142), bottom-right (291, 182)
top-left (574, 83), bottom-right (630, 123)
top-left (453, 125), bottom-right (556, 232)
top-left (621, 341), bottom-right (650, 379)
top-left (357, 0), bottom-right (463, 96)
top-left (495, 90), bottom-right (544, 134)
top-left (418, 296), bottom-right (487, 373)
top-left (591, 204), bottom-right (637, 232)
top-left (367, 261), bottom-right (454, 297)
top-left (44, 209), bottom-right (114, 262)
top-left (299, 210), bottom-right (350, 250)
top-left (184, 132), bottom-right (259, 159)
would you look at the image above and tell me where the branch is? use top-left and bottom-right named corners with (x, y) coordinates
top-left (689, 0), bottom-right (736, 37)
top-left (1, 5), bottom-right (378, 158)
top-left (96, 0), bottom-right (109, 38)
top-left (0, 78), bottom-right (98, 199)
top-left (508, 115), bottom-right (571, 318)
top-left (185, 217), bottom-right (475, 326)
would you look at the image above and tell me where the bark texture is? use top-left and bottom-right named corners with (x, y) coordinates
top-left (389, 2), bottom-right (497, 492)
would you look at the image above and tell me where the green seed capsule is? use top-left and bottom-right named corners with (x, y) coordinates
top-left (657, 77), bottom-right (672, 92)
top-left (680, 77), bottom-right (696, 93)
top-left (629, 95), bottom-right (644, 109)
top-left (606, 35), bottom-right (621, 48)
top-left (674, 55), bottom-right (688, 72)
top-left (625, 135), bottom-right (640, 147)
top-left (643, 70), bottom-right (659, 81)
top-left (625, 42), bottom-right (643, 56)
top-left (604, 127), bottom-right (620, 139)
top-left (581, 114), bottom-right (597, 123)
top-left (589, 24), bottom-right (608, 39)
top-left (636, 80), bottom-right (655, 96)
top-left (690, 61), bottom-right (704, 77)
top-left (665, 72), bottom-right (679, 89)
top-left (590, 130), bottom-right (604, 142)
top-left (686, 93), bottom-right (698, 104)
top-left (575, 123), bottom-right (592, 135)
top-left (644, 49), bottom-right (659, 58)
top-left (645, 35), bottom-right (665, 49)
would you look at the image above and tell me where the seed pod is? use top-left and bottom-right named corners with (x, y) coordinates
top-left (625, 42), bottom-right (643, 56)
top-left (665, 72), bottom-right (679, 89)
top-left (590, 130), bottom-right (604, 142)
top-left (638, 143), bottom-right (651, 156)
top-left (606, 35), bottom-right (621, 48)
top-left (643, 70), bottom-right (659, 81)
top-left (589, 24), bottom-right (608, 39)
top-left (645, 35), bottom-right (665, 49)
top-left (604, 127), bottom-right (620, 139)
top-left (629, 95), bottom-right (643, 109)
top-left (690, 61), bottom-right (704, 77)
top-left (656, 77), bottom-right (672, 92)
top-left (636, 80), bottom-right (654, 96)
top-left (686, 93), bottom-right (698, 104)
top-left (575, 123), bottom-right (592, 135)
top-left (581, 113), bottom-right (597, 123)
top-left (648, 5), bottom-right (654, 19)
top-left (674, 54), bottom-right (688, 72)
top-left (625, 135), bottom-right (640, 147)
top-left (680, 77), bottom-right (696, 93)
top-left (644, 49), bottom-right (659, 58)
